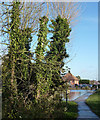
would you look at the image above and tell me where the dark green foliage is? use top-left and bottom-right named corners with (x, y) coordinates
top-left (2, 2), bottom-right (21, 105)
top-left (35, 15), bottom-right (71, 101)
top-left (15, 28), bottom-right (32, 94)
top-left (98, 84), bottom-right (100, 88)
top-left (76, 76), bottom-right (81, 80)
top-left (35, 16), bottom-right (50, 100)
top-left (36, 16), bottom-right (49, 61)
top-left (2, 2), bottom-right (34, 118)
top-left (47, 15), bottom-right (71, 64)
top-left (79, 79), bottom-right (90, 84)
top-left (0, 65), bottom-right (1, 89)
top-left (2, 3), bottom-right (72, 117)
top-left (46, 15), bottom-right (71, 91)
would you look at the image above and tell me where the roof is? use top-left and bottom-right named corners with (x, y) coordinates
top-left (62, 72), bottom-right (79, 82)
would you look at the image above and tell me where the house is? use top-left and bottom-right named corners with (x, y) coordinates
top-left (90, 80), bottom-right (100, 85)
top-left (62, 70), bottom-right (79, 86)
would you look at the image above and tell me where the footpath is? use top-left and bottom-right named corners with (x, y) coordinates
top-left (74, 91), bottom-right (100, 120)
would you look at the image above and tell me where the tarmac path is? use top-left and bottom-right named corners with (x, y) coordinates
top-left (74, 91), bottom-right (100, 120)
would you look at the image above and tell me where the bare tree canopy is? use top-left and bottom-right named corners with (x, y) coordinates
top-left (0, 2), bottom-right (81, 56)
top-left (0, 2), bottom-right (81, 32)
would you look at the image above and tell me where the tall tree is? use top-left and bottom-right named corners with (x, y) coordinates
top-left (35, 16), bottom-right (49, 100)
top-left (47, 15), bottom-right (71, 89)
top-left (0, 1), bottom-right (81, 118)
top-left (2, 2), bottom-right (21, 118)
top-left (8, 1), bottom-right (21, 97)
top-left (2, 2), bottom-right (33, 118)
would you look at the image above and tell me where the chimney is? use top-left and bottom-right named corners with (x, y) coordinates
top-left (68, 68), bottom-right (71, 73)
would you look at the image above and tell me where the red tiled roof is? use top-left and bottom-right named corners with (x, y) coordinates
top-left (62, 72), bottom-right (79, 82)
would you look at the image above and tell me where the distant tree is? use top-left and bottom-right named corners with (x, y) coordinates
top-left (79, 79), bottom-right (90, 84)
top-left (76, 76), bottom-right (81, 80)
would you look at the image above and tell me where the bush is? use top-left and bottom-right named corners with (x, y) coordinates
top-left (76, 86), bottom-right (78, 90)
top-left (98, 84), bottom-right (100, 88)
top-left (79, 79), bottom-right (90, 84)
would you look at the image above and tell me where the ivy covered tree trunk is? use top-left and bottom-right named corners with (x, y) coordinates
top-left (2, 2), bottom-right (21, 118)
top-left (47, 15), bottom-right (71, 90)
top-left (8, 2), bottom-right (21, 97)
top-left (16, 28), bottom-right (32, 96)
top-left (35, 16), bottom-right (49, 100)
top-left (2, 2), bottom-right (33, 118)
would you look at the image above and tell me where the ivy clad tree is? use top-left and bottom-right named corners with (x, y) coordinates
top-left (36, 16), bottom-right (49, 62)
top-left (2, 2), bottom-right (33, 118)
top-left (2, 2), bottom-right (21, 117)
top-left (35, 16), bottom-right (49, 100)
top-left (0, 1), bottom-right (80, 118)
top-left (47, 15), bottom-right (71, 90)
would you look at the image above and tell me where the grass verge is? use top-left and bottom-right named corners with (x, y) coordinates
top-left (85, 89), bottom-right (100, 118)
top-left (52, 101), bottom-right (78, 120)
top-left (0, 89), bottom-right (2, 93)
top-left (64, 101), bottom-right (78, 120)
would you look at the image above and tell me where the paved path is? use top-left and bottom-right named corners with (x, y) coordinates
top-left (74, 91), bottom-right (100, 120)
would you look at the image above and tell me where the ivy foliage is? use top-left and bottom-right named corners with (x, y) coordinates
top-left (2, 2), bottom-right (34, 118)
top-left (35, 16), bottom-right (52, 100)
top-left (2, 2), bottom-right (72, 118)
top-left (46, 15), bottom-right (71, 90)
top-left (47, 15), bottom-right (71, 66)
top-left (36, 16), bottom-right (49, 61)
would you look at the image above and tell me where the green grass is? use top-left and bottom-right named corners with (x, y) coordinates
top-left (52, 101), bottom-right (78, 120)
top-left (0, 89), bottom-right (2, 93)
top-left (64, 101), bottom-right (78, 120)
top-left (86, 89), bottom-right (100, 118)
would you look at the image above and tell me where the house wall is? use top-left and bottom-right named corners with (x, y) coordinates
top-left (75, 80), bottom-right (79, 85)
top-left (70, 80), bottom-right (74, 85)
top-left (69, 80), bottom-right (79, 85)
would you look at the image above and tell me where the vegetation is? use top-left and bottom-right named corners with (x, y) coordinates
top-left (76, 76), bottom-right (81, 80)
top-left (86, 89), bottom-right (100, 118)
top-left (0, 65), bottom-right (1, 89)
top-left (64, 101), bottom-right (78, 120)
top-left (98, 84), bottom-right (100, 88)
top-left (1, 100), bottom-right (78, 119)
top-left (46, 15), bottom-right (71, 92)
top-left (79, 79), bottom-right (90, 84)
top-left (0, 1), bottom-right (80, 119)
